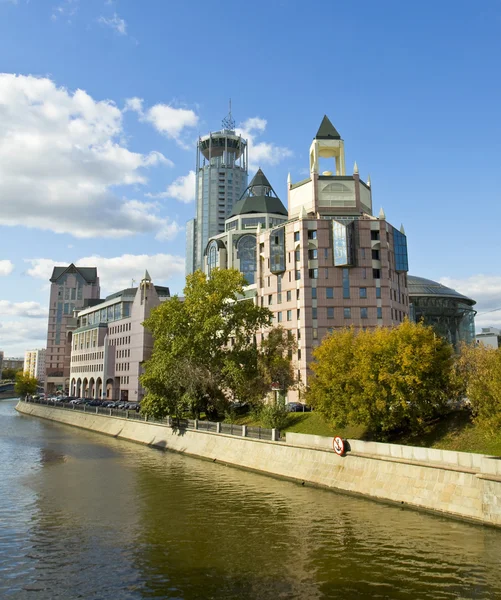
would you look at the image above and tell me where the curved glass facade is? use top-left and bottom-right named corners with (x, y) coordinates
top-left (207, 241), bottom-right (219, 276)
top-left (236, 235), bottom-right (256, 285)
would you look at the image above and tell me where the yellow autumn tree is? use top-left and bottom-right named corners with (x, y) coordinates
top-left (307, 320), bottom-right (456, 439)
top-left (458, 343), bottom-right (501, 433)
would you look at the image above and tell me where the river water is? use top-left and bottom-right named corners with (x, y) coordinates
top-left (2, 398), bottom-right (501, 599)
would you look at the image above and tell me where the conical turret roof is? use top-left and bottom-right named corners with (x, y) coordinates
top-left (229, 168), bottom-right (287, 218)
top-left (315, 115), bottom-right (341, 140)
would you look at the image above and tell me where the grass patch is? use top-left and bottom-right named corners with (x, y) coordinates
top-left (224, 408), bottom-right (501, 456)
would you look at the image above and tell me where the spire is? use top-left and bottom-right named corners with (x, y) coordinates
top-left (221, 99), bottom-right (235, 130)
top-left (300, 205), bottom-right (308, 219)
top-left (287, 172), bottom-right (291, 185)
top-left (378, 207), bottom-right (386, 220)
top-left (367, 174), bottom-right (371, 188)
top-left (315, 115), bottom-right (341, 140)
top-left (400, 224), bottom-right (406, 235)
top-left (353, 161), bottom-right (359, 175)
top-left (248, 168), bottom-right (273, 196)
top-left (144, 269), bottom-right (151, 282)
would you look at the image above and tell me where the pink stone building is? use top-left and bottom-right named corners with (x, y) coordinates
top-left (204, 117), bottom-right (410, 400)
top-left (45, 264), bottom-right (100, 394)
top-left (69, 273), bottom-right (170, 402)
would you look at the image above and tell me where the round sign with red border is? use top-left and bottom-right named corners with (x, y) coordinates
top-left (333, 436), bottom-right (345, 456)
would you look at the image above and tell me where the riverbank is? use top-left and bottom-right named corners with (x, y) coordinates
top-left (16, 399), bottom-right (501, 528)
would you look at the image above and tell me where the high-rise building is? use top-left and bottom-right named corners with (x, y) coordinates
top-left (69, 272), bottom-right (170, 402)
top-left (24, 349), bottom-right (46, 382)
top-left (187, 107), bottom-right (248, 275)
top-left (205, 116), bottom-right (410, 400)
top-left (45, 264), bottom-right (100, 394)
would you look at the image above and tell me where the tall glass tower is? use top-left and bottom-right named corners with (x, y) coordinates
top-left (186, 107), bottom-right (248, 275)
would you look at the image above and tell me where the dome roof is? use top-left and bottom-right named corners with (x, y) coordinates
top-left (408, 275), bottom-right (476, 305)
top-left (229, 169), bottom-right (287, 218)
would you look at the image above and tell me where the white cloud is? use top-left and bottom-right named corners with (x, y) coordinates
top-left (0, 320), bottom-right (48, 354)
top-left (147, 170), bottom-right (196, 203)
top-left (236, 117), bottom-right (293, 170)
top-left (0, 301), bottom-right (48, 318)
top-left (51, 0), bottom-right (79, 21)
top-left (126, 97), bottom-right (198, 147)
top-left (439, 275), bottom-right (501, 331)
top-left (0, 260), bottom-right (14, 276)
top-left (0, 74), bottom-right (179, 239)
top-left (98, 12), bottom-right (127, 35)
top-left (25, 253), bottom-right (185, 295)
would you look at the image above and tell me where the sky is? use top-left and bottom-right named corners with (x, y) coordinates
top-left (1, 0), bottom-right (501, 357)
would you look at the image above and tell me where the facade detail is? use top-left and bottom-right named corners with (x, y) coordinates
top-left (69, 273), bottom-right (170, 402)
top-left (187, 107), bottom-right (248, 275)
top-left (24, 349), bottom-right (46, 382)
top-left (45, 264), bottom-right (100, 394)
top-left (408, 275), bottom-right (476, 350)
top-left (205, 117), bottom-right (410, 399)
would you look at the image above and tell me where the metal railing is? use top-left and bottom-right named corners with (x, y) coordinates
top-left (22, 397), bottom-right (280, 441)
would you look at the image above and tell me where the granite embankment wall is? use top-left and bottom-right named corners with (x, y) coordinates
top-left (16, 401), bottom-right (501, 527)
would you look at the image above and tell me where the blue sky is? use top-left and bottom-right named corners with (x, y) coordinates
top-left (1, 0), bottom-right (501, 355)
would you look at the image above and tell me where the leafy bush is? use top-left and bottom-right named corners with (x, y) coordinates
top-left (259, 399), bottom-right (290, 430)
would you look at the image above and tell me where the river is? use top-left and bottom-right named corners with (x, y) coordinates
top-left (2, 398), bottom-right (501, 599)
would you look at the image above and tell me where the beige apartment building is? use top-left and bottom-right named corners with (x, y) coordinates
top-left (24, 349), bottom-right (46, 382)
top-left (204, 116), bottom-right (410, 399)
top-left (69, 273), bottom-right (170, 402)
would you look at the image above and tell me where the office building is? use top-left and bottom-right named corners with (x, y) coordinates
top-left (2, 357), bottom-right (23, 371)
top-left (24, 349), bottom-right (46, 382)
top-left (69, 272), bottom-right (170, 402)
top-left (408, 275), bottom-right (476, 350)
top-left (45, 264), bottom-right (100, 394)
top-left (476, 327), bottom-right (501, 349)
top-left (205, 116), bottom-right (410, 397)
top-left (187, 107), bottom-right (248, 275)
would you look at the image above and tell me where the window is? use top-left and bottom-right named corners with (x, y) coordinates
top-left (324, 248), bottom-right (329, 259)
top-left (344, 307), bottom-right (351, 319)
top-left (298, 349), bottom-right (301, 360)
top-left (287, 310), bottom-right (292, 321)
top-left (313, 328), bottom-right (318, 339)
top-left (286, 291), bottom-right (292, 302)
top-left (359, 287), bottom-right (367, 299)
top-left (295, 270), bottom-right (301, 280)
top-left (377, 307), bottom-right (382, 319)
top-left (294, 231), bottom-right (300, 242)
top-left (361, 248), bottom-right (366, 259)
top-left (371, 230), bottom-right (380, 240)
top-left (297, 329), bottom-right (301, 340)
top-left (376, 287), bottom-right (381, 298)
top-left (372, 249), bottom-right (380, 260)
top-left (312, 307), bottom-right (317, 319)
top-left (327, 307), bottom-right (334, 319)
top-left (278, 312), bottom-right (283, 323)
top-left (308, 249), bottom-right (318, 260)
top-left (362, 268), bottom-right (367, 279)
top-left (297, 309), bottom-right (301, 319)
top-left (343, 268), bottom-right (350, 299)
top-left (295, 249), bottom-right (301, 262)
top-left (309, 268), bottom-right (318, 279)
top-left (361, 308), bottom-right (368, 319)
top-left (307, 230), bottom-right (317, 240)
top-left (326, 287), bottom-right (334, 299)
top-left (312, 287), bottom-right (317, 299)
top-left (324, 268), bottom-right (329, 279)
top-left (268, 295), bottom-right (273, 305)
top-left (373, 269), bottom-right (381, 279)
top-left (296, 289), bottom-right (300, 300)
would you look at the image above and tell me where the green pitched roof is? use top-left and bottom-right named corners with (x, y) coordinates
top-left (50, 264), bottom-right (98, 283)
top-left (315, 115), bottom-right (341, 140)
top-left (248, 168), bottom-right (272, 189)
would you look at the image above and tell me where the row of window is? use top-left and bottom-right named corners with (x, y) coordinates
top-left (72, 352), bottom-right (104, 363)
top-left (110, 322), bottom-right (131, 335)
top-left (117, 363), bottom-right (130, 372)
top-left (117, 349), bottom-right (131, 359)
top-left (274, 307), bottom-right (383, 321)
top-left (264, 267), bottom-right (384, 287)
top-left (120, 376), bottom-right (130, 385)
top-left (110, 336), bottom-right (131, 346)
top-left (71, 364), bottom-right (103, 373)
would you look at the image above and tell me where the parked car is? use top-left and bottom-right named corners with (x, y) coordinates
top-left (287, 402), bottom-right (312, 412)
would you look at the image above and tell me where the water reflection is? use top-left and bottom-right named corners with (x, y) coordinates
top-left (1, 399), bottom-right (501, 599)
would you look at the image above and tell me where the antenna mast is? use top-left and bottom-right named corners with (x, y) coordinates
top-left (221, 98), bottom-right (235, 131)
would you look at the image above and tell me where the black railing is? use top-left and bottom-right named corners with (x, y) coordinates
top-left (22, 397), bottom-right (280, 441)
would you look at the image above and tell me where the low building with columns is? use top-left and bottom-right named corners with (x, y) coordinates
top-left (69, 273), bottom-right (170, 402)
top-left (204, 116), bottom-right (410, 401)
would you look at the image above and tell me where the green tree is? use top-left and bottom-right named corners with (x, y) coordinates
top-left (458, 343), bottom-right (501, 433)
top-left (307, 320), bottom-right (456, 440)
top-left (141, 269), bottom-right (271, 419)
top-left (14, 371), bottom-right (38, 398)
top-left (2, 367), bottom-right (22, 381)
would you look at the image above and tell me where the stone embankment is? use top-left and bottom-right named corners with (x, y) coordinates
top-left (16, 400), bottom-right (501, 527)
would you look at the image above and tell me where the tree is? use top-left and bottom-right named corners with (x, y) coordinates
top-left (307, 320), bottom-right (456, 439)
top-left (2, 367), bottom-right (22, 381)
top-left (14, 371), bottom-right (38, 398)
top-left (457, 343), bottom-right (501, 433)
top-left (141, 269), bottom-right (272, 419)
